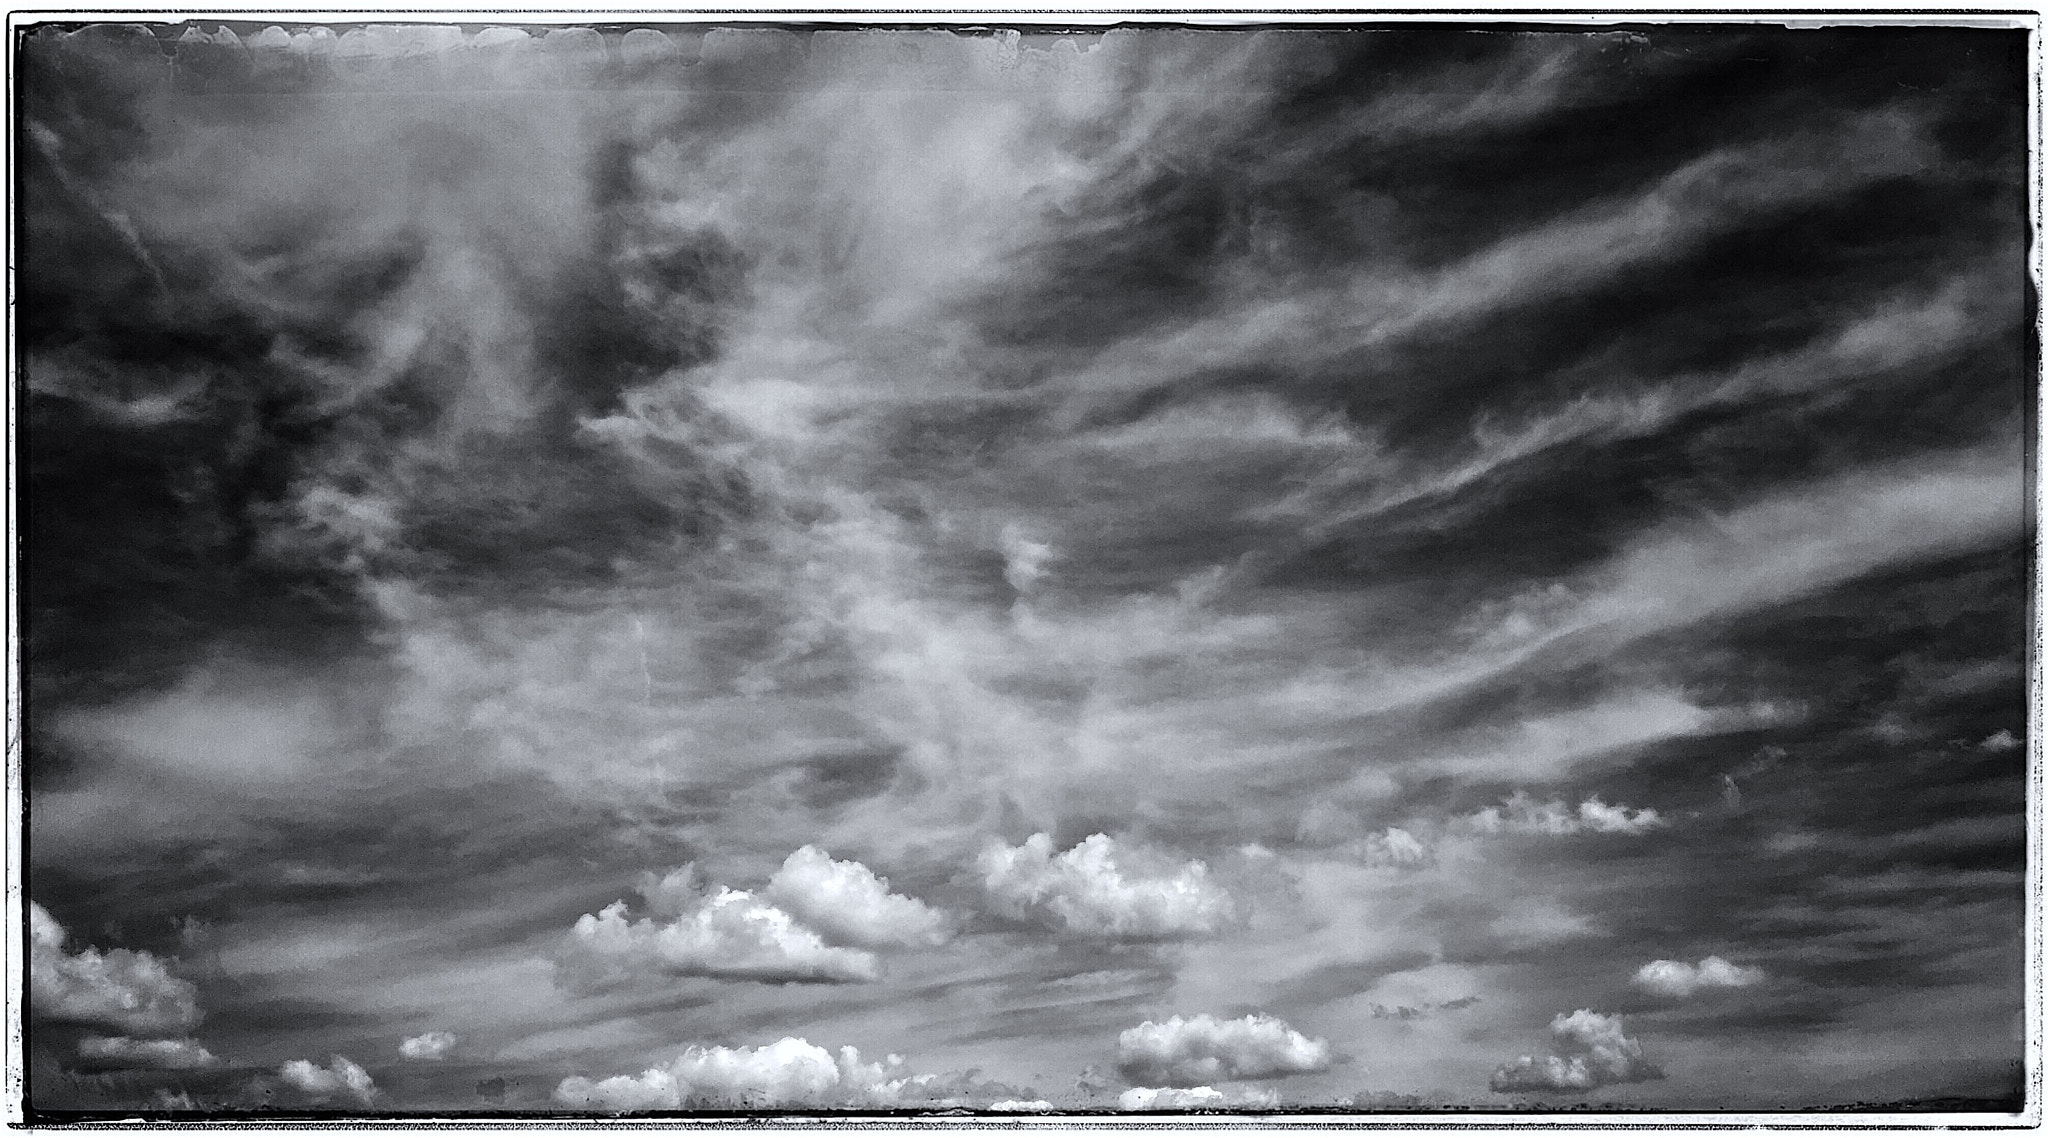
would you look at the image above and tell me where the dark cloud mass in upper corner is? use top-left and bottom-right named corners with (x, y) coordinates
top-left (16, 20), bottom-right (2032, 1118)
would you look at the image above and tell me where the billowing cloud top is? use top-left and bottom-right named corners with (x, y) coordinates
top-left (1116, 1013), bottom-right (1334, 1086)
top-left (279, 1055), bottom-right (378, 1105)
top-left (1491, 1010), bottom-right (1664, 1093)
top-left (29, 902), bottom-right (202, 1037)
top-left (764, 846), bottom-right (951, 948)
top-left (979, 834), bottom-right (1237, 939)
top-left (562, 884), bottom-right (881, 987)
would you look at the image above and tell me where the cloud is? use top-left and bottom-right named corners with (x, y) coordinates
top-left (278, 1055), bottom-right (378, 1105)
top-left (1464, 793), bottom-right (1664, 836)
top-left (763, 845), bottom-right (951, 949)
top-left (1632, 956), bottom-right (1766, 998)
top-left (77, 1035), bottom-right (218, 1069)
top-left (1118, 1084), bottom-right (1281, 1110)
top-left (989, 1099), bottom-right (1055, 1112)
top-left (553, 1036), bottom-right (937, 1110)
top-left (1490, 1010), bottom-right (1664, 1093)
top-left (1352, 827), bottom-right (1433, 867)
top-left (560, 873), bottom-right (881, 986)
top-left (398, 1030), bottom-right (458, 1060)
top-left (1116, 1013), bottom-right (1335, 1086)
top-left (28, 902), bottom-right (202, 1036)
top-left (999, 524), bottom-right (1058, 595)
top-left (1979, 729), bottom-right (2020, 752)
top-left (978, 833), bottom-right (1236, 939)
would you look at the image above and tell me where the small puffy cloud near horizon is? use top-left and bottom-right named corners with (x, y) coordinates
top-left (1490, 1011), bottom-right (1664, 1094)
top-left (1117, 1013), bottom-right (1335, 1086)
top-left (279, 1055), bottom-right (378, 1105)
top-left (555, 1036), bottom-right (992, 1111)
top-left (1119, 1085), bottom-right (1282, 1110)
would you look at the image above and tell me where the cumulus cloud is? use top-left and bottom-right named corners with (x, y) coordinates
top-left (561, 866), bottom-right (881, 987)
top-left (1116, 1013), bottom-right (1334, 1086)
top-left (28, 901), bottom-right (202, 1036)
top-left (990, 1099), bottom-right (1055, 1112)
top-left (399, 1030), bottom-right (458, 1060)
top-left (1490, 1010), bottom-right (1663, 1093)
top-left (763, 845), bottom-right (951, 948)
top-left (1632, 956), bottom-right (1766, 998)
top-left (554, 1037), bottom-right (943, 1110)
top-left (1118, 1085), bottom-right (1281, 1110)
top-left (978, 833), bottom-right (1236, 939)
top-left (1465, 793), bottom-right (1664, 836)
top-left (279, 1055), bottom-right (378, 1104)
top-left (77, 1035), bottom-right (218, 1069)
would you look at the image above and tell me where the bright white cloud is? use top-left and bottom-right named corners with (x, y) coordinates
top-left (1490, 1010), bottom-right (1663, 1093)
top-left (399, 1030), bottom-right (458, 1060)
top-left (279, 1055), bottom-right (378, 1104)
top-left (1632, 956), bottom-right (1765, 998)
top-left (77, 1035), bottom-right (218, 1069)
top-left (28, 902), bottom-right (202, 1037)
top-left (554, 1037), bottom-right (934, 1110)
top-left (1118, 1084), bottom-right (1280, 1110)
top-left (989, 1099), bottom-right (1055, 1112)
top-left (979, 833), bottom-right (1236, 939)
top-left (1465, 793), bottom-right (1664, 836)
top-left (1117, 1013), bottom-right (1334, 1086)
top-left (553, 1068), bottom-right (683, 1113)
top-left (562, 868), bottom-right (881, 986)
top-left (764, 845), bottom-right (951, 948)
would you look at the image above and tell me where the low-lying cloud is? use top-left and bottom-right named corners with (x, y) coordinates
top-left (1116, 1013), bottom-right (1335, 1086)
top-left (554, 1037), bottom-right (963, 1110)
top-left (1119, 1084), bottom-right (1281, 1109)
top-left (278, 1055), bottom-right (378, 1105)
top-left (1490, 1010), bottom-right (1664, 1093)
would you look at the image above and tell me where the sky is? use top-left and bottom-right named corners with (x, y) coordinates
top-left (16, 21), bottom-right (2035, 1116)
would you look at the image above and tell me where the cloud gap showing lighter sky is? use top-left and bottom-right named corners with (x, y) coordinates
top-left (17, 21), bottom-right (2032, 1116)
